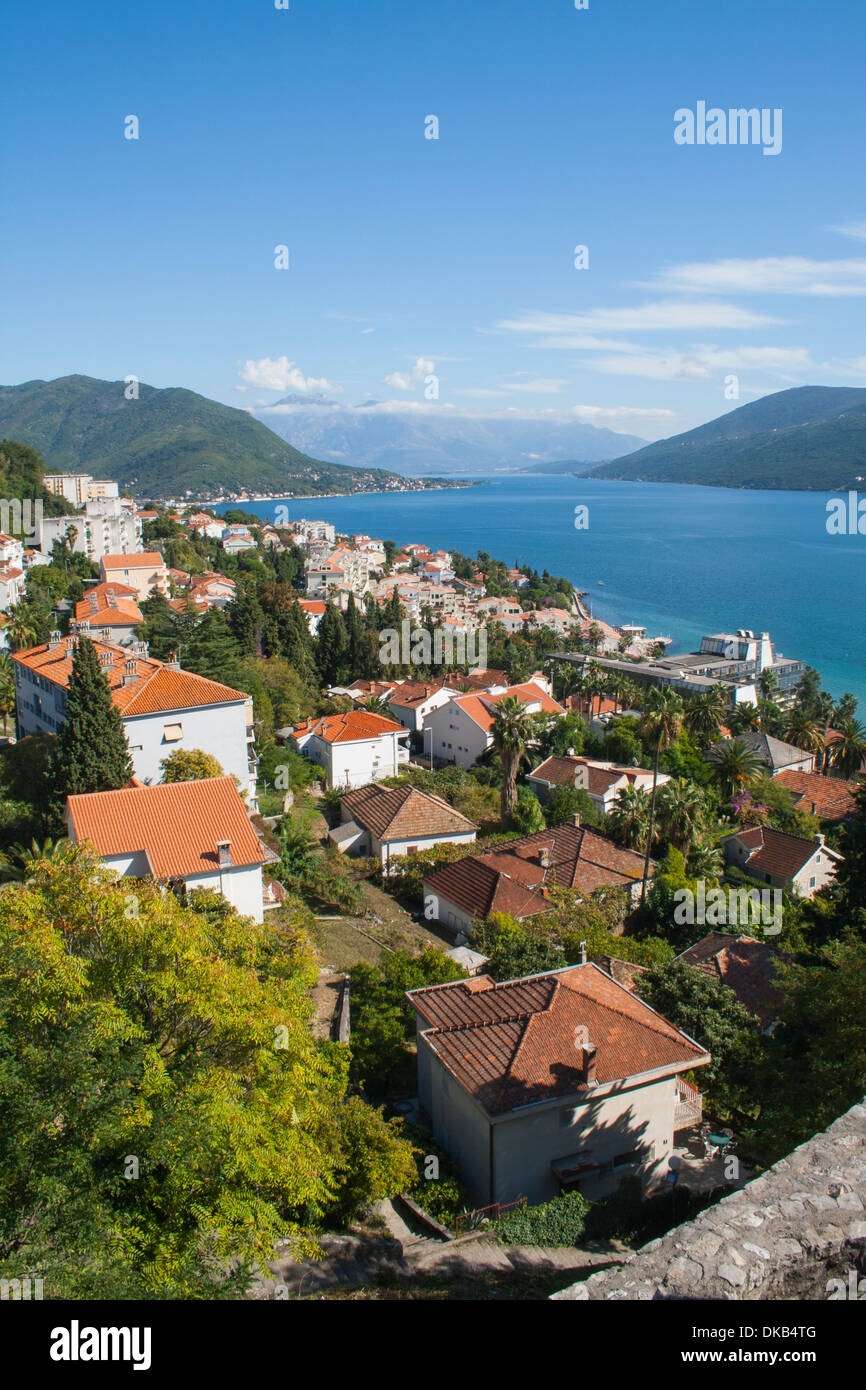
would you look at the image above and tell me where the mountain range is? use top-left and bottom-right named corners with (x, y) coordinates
top-left (0, 376), bottom-right (436, 500)
top-left (590, 386), bottom-right (866, 490)
top-left (253, 394), bottom-right (646, 475)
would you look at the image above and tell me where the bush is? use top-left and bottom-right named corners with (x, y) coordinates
top-left (494, 1191), bottom-right (590, 1247)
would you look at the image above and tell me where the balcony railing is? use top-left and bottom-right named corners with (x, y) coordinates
top-left (674, 1078), bottom-right (703, 1129)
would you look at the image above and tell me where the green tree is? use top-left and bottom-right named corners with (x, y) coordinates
top-left (606, 783), bottom-right (651, 849)
top-left (706, 737), bottom-right (765, 802)
top-left (48, 637), bottom-right (132, 805)
top-left (510, 787), bottom-right (546, 835)
top-left (545, 784), bottom-right (599, 828)
top-left (491, 696), bottom-right (533, 820)
top-left (0, 846), bottom-right (414, 1296)
top-left (639, 958), bottom-right (757, 1117)
top-left (639, 688), bottom-right (684, 903)
top-left (160, 748), bottom-right (224, 782)
top-left (317, 602), bottom-right (349, 687)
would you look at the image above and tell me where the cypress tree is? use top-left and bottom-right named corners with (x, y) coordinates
top-left (51, 637), bottom-right (132, 800)
top-left (316, 602), bottom-right (349, 686)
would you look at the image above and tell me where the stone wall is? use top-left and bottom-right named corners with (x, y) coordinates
top-left (552, 1100), bottom-right (866, 1300)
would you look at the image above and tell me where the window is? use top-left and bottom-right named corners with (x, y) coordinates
top-left (162, 723), bottom-right (183, 742)
top-left (613, 1145), bottom-right (652, 1170)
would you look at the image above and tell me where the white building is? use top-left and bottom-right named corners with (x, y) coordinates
top-left (422, 682), bottom-right (564, 770)
top-left (331, 782), bottom-right (477, 869)
top-left (65, 776), bottom-right (268, 922)
top-left (528, 755), bottom-right (670, 816)
top-left (289, 709), bottom-right (409, 788)
top-left (39, 500), bottom-right (143, 563)
top-left (407, 963), bottom-right (710, 1207)
top-left (13, 634), bottom-right (258, 807)
top-left (720, 826), bottom-right (842, 899)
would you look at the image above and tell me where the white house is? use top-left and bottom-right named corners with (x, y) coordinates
top-left (64, 776), bottom-right (268, 922)
top-left (13, 634), bottom-right (258, 806)
top-left (407, 963), bottom-right (710, 1207)
top-left (720, 826), bottom-right (842, 899)
top-left (289, 709), bottom-right (409, 788)
top-left (331, 782), bottom-right (477, 869)
top-left (422, 682), bottom-right (564, 770)
top-left (528, 755), bottom-right (670, 816)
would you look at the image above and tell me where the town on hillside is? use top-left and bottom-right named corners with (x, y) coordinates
top-left (1, 456), bottom-right (865, 1305)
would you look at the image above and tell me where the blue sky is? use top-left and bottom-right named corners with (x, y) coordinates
top-left (4, 0), bottom-right (866, 442)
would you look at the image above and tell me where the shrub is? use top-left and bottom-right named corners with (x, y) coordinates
top-left (494, 1191), bottom-right (590, 1247)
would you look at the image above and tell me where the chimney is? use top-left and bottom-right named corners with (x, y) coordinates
top-left (217, 840), bottom-right (232, 868)
top-left (122, 659), bottom-right (139, 685)
top-left (814, 832), bottom-right (825, 847)
top-left (572, 813), bottom-right (582, 829)
top-left (100, 651), bottom-right (114, 671)
top-left (539, 845), bottom-right (552, 869)
top-left (584, 1044), bottom-right (598, 1086)
top-left (48, 629), bottom-right (62, 650)
top-left (578, 939), bottom-right (587, 965)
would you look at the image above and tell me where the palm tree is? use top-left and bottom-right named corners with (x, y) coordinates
top-left (0, 837), bottom-right (70, 882)
top-left (5, 608), bottom-right (38, 653)
top-left (491, 696), bottom-right (533, 820)
top-left (728, 703), bottom-right (760, 734)
top-left (638, 687), bottom-right (684, 902)
top-left (362, 696), bottom-right (393, 718)
top-left (606, 783), bottom-right (651, 849)
top-left (707, 738), bottom-right (765, 802)
top-left (785, 710), bottom-right (826, 762)
top-left (656, 778), bottom-right (708, 857)
top-left (757, 669), bottom-right (779, 702)
top-left (688, 837), bottom-right (724, 881)
top-left (684, 689), bottom-right (727, 744)
top-left (830, 719), bottom-right (866, 778)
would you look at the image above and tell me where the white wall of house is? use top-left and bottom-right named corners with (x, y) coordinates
top-left (85, 850), bottom-right (264, 922)
top-left (388, 686), bottom-right (452, 736)
top-left (293, 729), bottom-right (408, 788)
top-left (422, 700), bottom-right (491, 769)
top-left (123, 699), bottom-right (256, 803)
top-left (421, 883), bottom-right (478, 934)
top-left (417, 1018), bottom-right (684, 1207)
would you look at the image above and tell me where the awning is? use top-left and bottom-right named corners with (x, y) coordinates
top-left (551, 1153), bottom-right (600, 1180)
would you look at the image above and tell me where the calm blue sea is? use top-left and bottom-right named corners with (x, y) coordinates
top-left (217, 477), bottom-right (866, 709)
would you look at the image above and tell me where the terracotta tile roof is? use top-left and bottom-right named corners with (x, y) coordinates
top-left (75, 584), bottom-right (143, 628)
top-left (291, 710), bottom-right (406, 744)
top-left (451, 683), bottom-right (564, 731)
top-left (65, 776), bottom-right (265, 879)
top-left (773, 770), bottom-right (860, 822)
top-left (530, 755), bottom-right (655, 796)
top-left (387, 679), bottom-right (451, 709)
top-left (101, 551), bottom-right (166, 570)
top-left (723, 825), bottom-right (835, 880)
top-left (676, 933), bottom-right (788, 1026)
top-left (297, 599), bottom-right (326, 614)
top-left (408, 963), bottom-right (709, 1115)
top-left (423, 824), bottom-right (651, 922)
top-left (13, 637), bottom-right (247, 715)
top-left (340, 783), bottom-right (476, 841)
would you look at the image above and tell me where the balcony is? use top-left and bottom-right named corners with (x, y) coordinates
top-left (674, 1078), bottom-right (703, 1130)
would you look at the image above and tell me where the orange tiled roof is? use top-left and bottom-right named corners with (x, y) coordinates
top-left (773, 770), bottom-right (860, 822)
top-left (65, 776), bottom-right (265, 879)
top-left (408, 963), bottom-right (709, 1115)
top-left (340, 783), bottom-right (477, 841)
top-left (677, 933), bottom-right (788, 1027)
top-left (423, 824), bottom-right (651, 922)
top-left (101, 552), bottom-right (165, 569)
top-left (291, 710), bottom-right (405, 744)
top-left (13, 637), bottom-right (247, 715)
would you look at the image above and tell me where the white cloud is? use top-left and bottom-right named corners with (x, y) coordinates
top-left (583, 344), bottom-right (813, 382)
top-left (238, 356), bottom-right (341, 393)
top-left (829, 220), bottom-right (866, 243)
top-left (503, 378), bottom-right (567, 393)
top-left (498, 302), bottom-right (775, 336)
top-left (648, 256), bottom-right (866, 297)
top-left (384, 356), bottom-right (436, 390)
